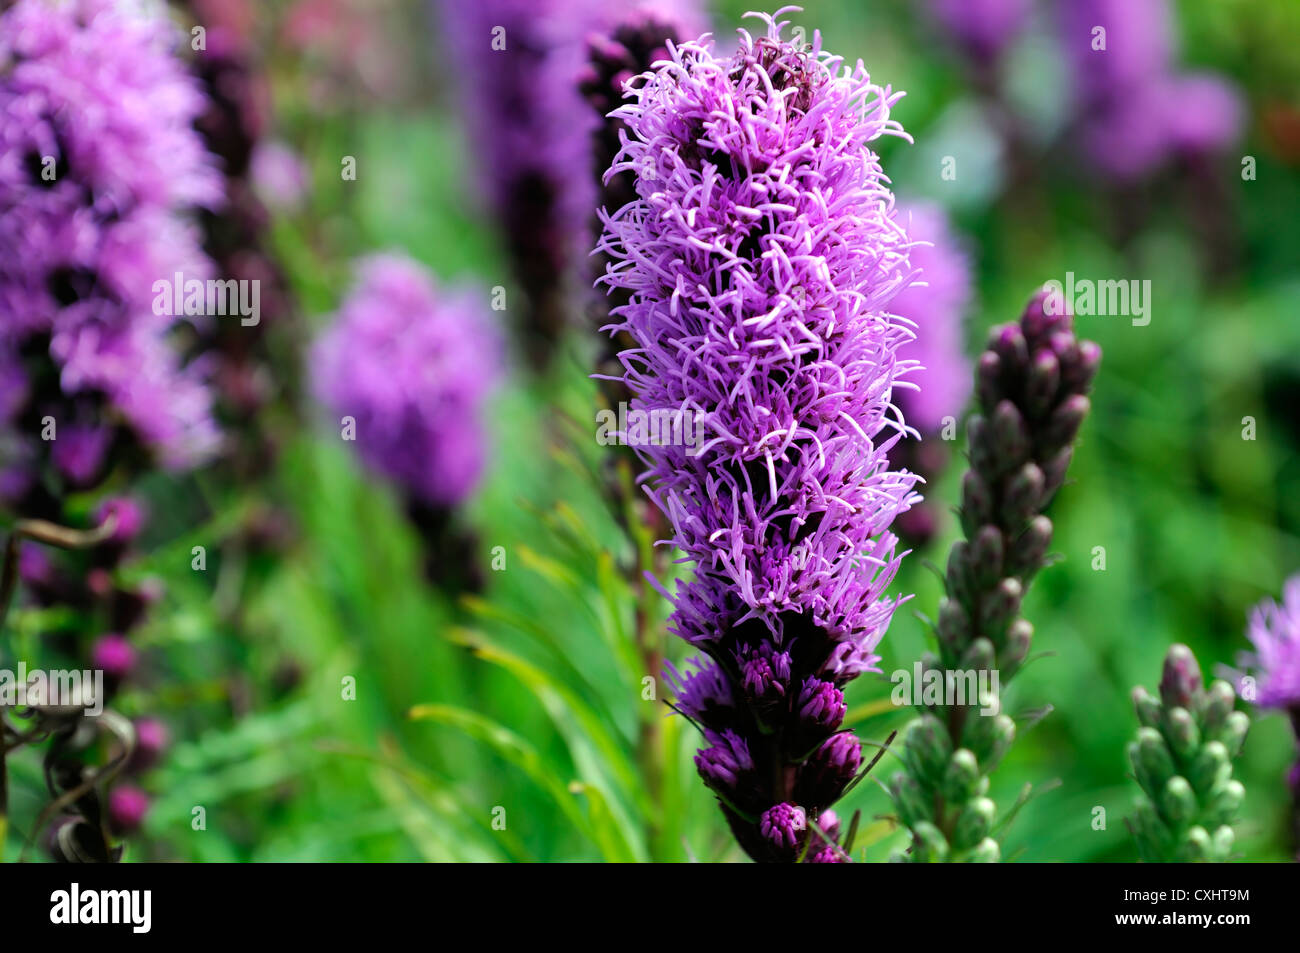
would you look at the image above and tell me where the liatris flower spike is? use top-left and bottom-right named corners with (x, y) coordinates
top-left (597, 6), bottom-right (919, 862)
top-left (312, 254), bottom-right (501, 590)
top-left (1128, 644), bottom-right (1249, 862)
top-left (1241, 575), bottom-right (1300, 855)
top-left (889, 287), bottom-right (1100, 862)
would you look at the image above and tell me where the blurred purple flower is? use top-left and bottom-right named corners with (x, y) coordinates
top-left (597, 8), bottom-right (918, 861)
top-left (313, 254), bottom-right (501, 508)
top-left (893, 203), bottom-right (973, 434)
top-left (91, 633), bottom-right (137, 680)
top-left (927, 0), bottom-right (1031, 63)
top-left (107, 784), bottom-right (150, 835)
top-left (0, 0), bottom-right (221, 469)
top-left (1058, 0), bottom-right (1243, 182)
top-left (435, 0), bottom-right (604, 362)
top-left (251, 140), bottom-right (311, 212)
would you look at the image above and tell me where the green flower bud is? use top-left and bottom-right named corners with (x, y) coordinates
top-left (1131, 686), bottom-right (1161, 729)
top-left (1177, 826), bottom-right (1212, 863)
top-left (1188, 741), bottom-right (1231, 798)
top-left (911, 821), bottom-right (950, 863)
top-left (936, 598), bottom-right (972, 658)
top-left (966, 837), bottom-right (1001, 863)
top-left (1000, 619), bottom-right (1033, 677)
top-left (1214, 711), bottom-right (1249, 758)
top-left (905, 714), bottom-right (952, 783)
top-left (978, 578), bottom-right (1023, 641)
top-left (1159, 776), bottom-right (1197, 826)
top-left (1199, 680), bottom-right (1236, 731)
top-left (946, 541), bottom-right (975, 608)
top-left (1204, 779), bottom-right (1245, 828)
top-left (1162, 707), bottom-right (1199, 762)
top-left (1131, 727), bottom-right (1176, 796)
top-left (952, 797), bottom-right (996, 851)
top-left (941, 749), bottom-right (981, 804)
top-left (890, 771), bottom-right (932, 829)
top-left (1210, 825), bottom-right (1235, 861)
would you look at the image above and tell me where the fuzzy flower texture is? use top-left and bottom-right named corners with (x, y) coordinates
top-left (0, 0), bottom-right (221, 489)
top-left (313, 254), bottom-right (500, 509)
top-left (597, 8), bottom-right (918, 862)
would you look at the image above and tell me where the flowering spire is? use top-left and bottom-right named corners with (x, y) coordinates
top-left (436, 0), bottom-right (602, 368)
top-left (889, 288), bottom-right (1099, 862)
top-left (596, 6), bottom-right (918, 862)
top-left (0, 0), bottom-right (222, 483)
top-left (1241, 576), bottom-right (1300, 857)
top-left (1129, 644), bottom-right (1249, 862)
top-left (312, 254), bottom-right (501, 588)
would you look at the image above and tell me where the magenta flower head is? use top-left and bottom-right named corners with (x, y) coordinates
top-left (91, 633), bottom-right (136, 682)
top-left (0, 0), bottom-right (222, 474)
top-left (597, 7), bottom-right (919, 862)
top-left (107, 784), bottom-right (150, 836)
top-left (313, 254), bottom-right (501, 509)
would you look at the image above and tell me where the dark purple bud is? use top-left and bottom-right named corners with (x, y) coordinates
top-left (975, 351), bottom-right (1003, 410)
top-left (1061, 339), bottom-right (1102, 393)
top-left (1043, 394), bottom-right (1090, 452)
top-left (809, 845), bottom-right (846, 863)
top-left (795, 732), bottom-right (862, 806)
top-left (946, 540), bottom-right (975, 607)
top-left (759, 802), bottom-right (806, 850)
top-left (936, 598), bottom-right (972, 656)
top-left (798, 678), bottom-right (846, 731)
top-left (1024, 349), bottom-right (1060, 419)
top-left (990, 400), bottom-right (1030, 472)
top-left (989, 324), bottom-right (1028, 371)
top-left (978, 578), bottom-right (1023, 639)
top-left (1040, 445), bottom-right (1074, 500)
top-left (817, 807), bottom-right (842, 842)
top-left (968, 415), bottom-right (995, 476)
top-left (970, 525), bottom-right (1004, 588)
top-left (1022, 286), bottom-right (1069, 338)
top-left (1001, 463), bottom-right (1045, 529)
top-left (1009, 515), bottom-right (1053, 577)
top-left (1159, 644), bottom-right (1204, 710)
top-left (696, 730), bottom-right (754, 796)
top-left (960, 470), bottom-right (995, 537)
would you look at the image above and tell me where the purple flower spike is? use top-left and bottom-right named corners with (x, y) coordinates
top-left (313, 254), bottom-right (501, 509)
top-left (0, 0), bottom-right (221, 472)
top-left (596, 7), bottom-right (919, 862)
